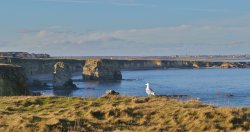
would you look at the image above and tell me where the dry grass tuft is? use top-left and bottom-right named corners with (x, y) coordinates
top-left (0, 96), bottom-right (249, 131)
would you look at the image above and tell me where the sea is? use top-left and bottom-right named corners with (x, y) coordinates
top-left (31, 67), bottom-right (250, 107)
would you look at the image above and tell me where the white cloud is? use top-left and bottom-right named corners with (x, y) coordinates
top-left (18, 24), bottom-right (193, 48)
top-left (14, 22), bottom-right (250, 56)
top-left (169, 8), bottom-right (242, 13)
top-left (34, 0), bottom-right (156, 7)
top-left (2, 14), bottom-right (250, 56)
top-left (21, 30), bottom-right (123, 45)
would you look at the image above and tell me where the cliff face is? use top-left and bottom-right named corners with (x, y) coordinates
top-left (1, 58), bottom-right (83, 85)
top-left (0, 64), bottom-right (29, 96)
top-left (1, 58), bottom-right (250, 85)
top-left (83, 59), bottom-right (122, 81)
top-left (116, 60), bottom-right (250, 70)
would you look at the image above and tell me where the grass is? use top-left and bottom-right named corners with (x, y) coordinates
top-left (0, 96), bottom-right (249, 132)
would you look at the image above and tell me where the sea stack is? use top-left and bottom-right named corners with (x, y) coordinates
top-left (52, 62), bottom-right (74, 88)
top-left (83, 59), bottom-right (122, 81)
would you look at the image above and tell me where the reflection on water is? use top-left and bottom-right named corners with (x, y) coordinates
top-left (31, 68), bottom-right (250, 106)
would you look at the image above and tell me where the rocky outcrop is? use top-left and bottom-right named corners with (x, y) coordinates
top-left (192, 63), bottom-right (200, 68)
top-left (219, 62), bottom-right (245, 69)
top-left (83, 59), bottom-right (122, 81)
top-left (0, 58), bottom-right (83, 85)
top-left (63, 79), bottom-right (77, 89)
top-left (2, 58), bottom-right (250, 86)
top-left (104, 90), bottom-right (120, 96)
top-left (52, 62), bottom-right (73, 88)
top-left (0, 64), bottom-right (29, 96)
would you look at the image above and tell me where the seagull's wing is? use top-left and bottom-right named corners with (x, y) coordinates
top-left (149, 87), bottom-right (157, 95)
top-left (149, 87), bottom-right (155, 92)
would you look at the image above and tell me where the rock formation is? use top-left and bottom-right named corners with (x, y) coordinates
top-left (83, 59), bottom-right (122, 81)
top-left (63, 79), bottom-right (77, 89)
top-left (219, 62), bottom-right (244, 69)
top-left (0, 64), bottom-right (29, 96)
top-left (104, 90), bottom-right (120, 96)
top-left (192, 63), bottom-right (200, 68)
top-left (52, 62), bottom-right (73, 88)
top-left (2, 57), bottom-right (250, 86)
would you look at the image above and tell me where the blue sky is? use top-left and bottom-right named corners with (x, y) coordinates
top-left (0, 0), bottom-right (250, 56)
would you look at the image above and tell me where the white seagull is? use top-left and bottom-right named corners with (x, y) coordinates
top-left (145, 83), bottom-right (156, 96)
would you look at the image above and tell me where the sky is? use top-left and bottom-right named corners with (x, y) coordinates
top-left (0, 0), bottom-right (250, 56)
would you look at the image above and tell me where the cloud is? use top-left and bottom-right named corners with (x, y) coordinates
top-left (13, 22), bottom-right (250, 56)
top-left (19, 24), bottom-right (193, 47)
top-left (36, 0), bottom-right (241, 11)
top-left (22, 30), bottom-right (122, 44)
top-left (169, 8), bottom-right (242, 13)
top-left (34, 0), bottom-right (156, 7)
top-left (35, 0), bottom-right (98, 4)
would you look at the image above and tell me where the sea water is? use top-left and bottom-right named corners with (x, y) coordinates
top-left (32, 68), bottom-right (250, 107)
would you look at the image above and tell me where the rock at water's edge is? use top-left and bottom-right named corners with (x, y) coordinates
top-left (104, 90), bottom-right (120, 96)
top-left (63, 79), bottom-right (77, 89)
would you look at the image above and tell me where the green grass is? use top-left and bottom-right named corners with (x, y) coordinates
top-left (0, 96), bottom-right (249, 132)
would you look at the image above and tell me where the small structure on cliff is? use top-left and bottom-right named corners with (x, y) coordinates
top-left (53, 62), bottom-right (76, 88)
top-left (0, 64), bottom-right (29, 96)
top-left (83, 59), bottom-right (122, 81)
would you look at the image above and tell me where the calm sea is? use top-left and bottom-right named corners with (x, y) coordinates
top-left (32, 68), bottom-right (250, 107)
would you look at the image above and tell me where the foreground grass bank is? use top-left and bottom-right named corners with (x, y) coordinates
top-left (0, 96), bottom-right (249, 131)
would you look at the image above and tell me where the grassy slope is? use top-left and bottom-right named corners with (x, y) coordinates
top-left (0, 96), bottom-right (249, 132)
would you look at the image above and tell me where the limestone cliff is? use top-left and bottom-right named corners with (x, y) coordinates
top-left (2, 58), bottom-right (250, 85)
top-left (83, 59), bottom-right (122, 81)
top-left (0, 64), bottom-right (29, 96)
top-left (116, 60), bottom-right (250, 70)
top-left (5, 58), bottom-right (83, 85)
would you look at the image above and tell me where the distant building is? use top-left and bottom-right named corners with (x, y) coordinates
top-left (0, 52), bottom-right (50, 58)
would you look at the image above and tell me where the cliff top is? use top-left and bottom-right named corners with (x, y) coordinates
top-left (0, 96), bottom-right (249, 131)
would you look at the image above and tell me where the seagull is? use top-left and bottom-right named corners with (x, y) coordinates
top-left (145, 83), bottom-right (156, 96)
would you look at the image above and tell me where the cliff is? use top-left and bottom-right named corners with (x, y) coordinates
top-left (1, 58), bottom-right (250, 84)
top-left (0, 64), bottom-right (29, 96)
top-left (0, 58), bottom-right (83, 85)
top-left (83, 59), bottom-right (122, 81)
top-left (116, 60), bottom-right (250, 70)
